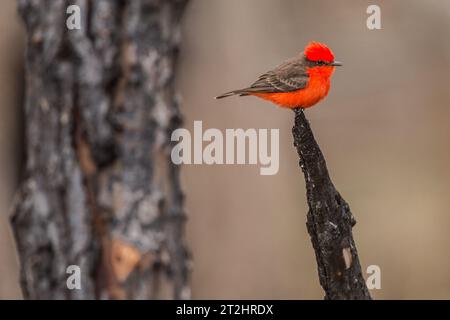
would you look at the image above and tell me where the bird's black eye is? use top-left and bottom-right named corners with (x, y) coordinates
top-left (317, 60), bottom-right (325, 66)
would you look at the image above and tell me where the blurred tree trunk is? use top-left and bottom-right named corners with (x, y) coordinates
top-left (11, 0), bottom-right (190, 299)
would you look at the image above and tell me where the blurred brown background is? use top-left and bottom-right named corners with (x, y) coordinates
top-left (1, 0), bottom-right (450, 299)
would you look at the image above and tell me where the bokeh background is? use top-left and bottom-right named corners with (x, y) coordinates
top-left (1, 0), bottom-right (450, 299)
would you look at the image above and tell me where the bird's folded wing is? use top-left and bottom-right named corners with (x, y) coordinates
top-left (247, 60), bottom-right (310, 93)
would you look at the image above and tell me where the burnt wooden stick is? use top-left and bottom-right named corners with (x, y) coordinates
top-left (292, 108), bottom-right (371, 300)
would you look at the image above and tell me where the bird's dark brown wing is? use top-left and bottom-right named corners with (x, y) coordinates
top-left (244, 56), bottom-right (309, 93)
top-left (215, 55), bottom-right (309, 99)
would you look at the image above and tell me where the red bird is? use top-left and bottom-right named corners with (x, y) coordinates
top-left (216, 41), bottom-right (342, 109)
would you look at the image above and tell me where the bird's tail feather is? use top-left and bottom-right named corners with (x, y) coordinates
top-left (215, 89), bottom-right (250, 99)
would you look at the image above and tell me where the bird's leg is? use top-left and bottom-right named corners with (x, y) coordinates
top-left (293, 107), bottom-right (304, 116)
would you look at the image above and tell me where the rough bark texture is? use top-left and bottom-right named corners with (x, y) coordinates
top-left (11, 0), bottom-right (190, 299)
top-left (292, 108), bottom-right (371, 300)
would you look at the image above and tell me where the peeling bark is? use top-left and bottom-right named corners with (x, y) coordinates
top-left (11, 0), bottom-right (190, 300)
top-left (292, 108), bottom-right (371, 300)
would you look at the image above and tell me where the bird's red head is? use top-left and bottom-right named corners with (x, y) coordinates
top-left (304, 41), bottom-right (335, 63)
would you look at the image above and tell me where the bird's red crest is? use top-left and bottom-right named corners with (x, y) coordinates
top-left (304, 41), bottom-right (334, 63)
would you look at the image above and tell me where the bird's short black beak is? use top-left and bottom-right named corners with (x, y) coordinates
top-left (330, 61), bottom-right (343, 66)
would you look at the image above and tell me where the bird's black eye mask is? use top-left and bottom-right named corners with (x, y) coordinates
top-left (306, 59), bottom-right (341, 67)
top-left (305, 58), bottom-right (328, 67)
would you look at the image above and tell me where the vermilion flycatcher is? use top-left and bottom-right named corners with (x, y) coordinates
top-left (216, 41), bottom-right (342, 109)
